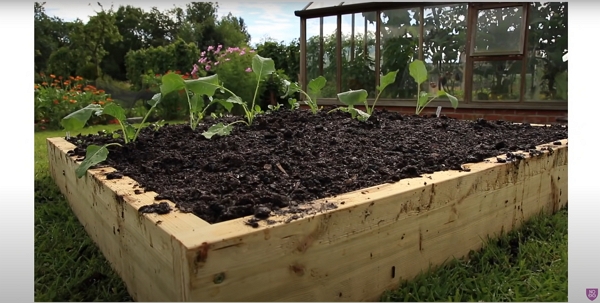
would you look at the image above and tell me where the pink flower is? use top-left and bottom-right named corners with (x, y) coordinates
top-left (245, 67), bottom-right (252, 72)
top-left (199, 57), bottom-right (207, 64)
top-left (205, 65), bottom-right (211, 71)
top-left (191, 64), bottom-right (199, 75)
top-left (249, 49), bottom-right (255, 53)
top-left (207, 46), bottom-right (214, 51)
top-left (240, 50), bottom-right (246, 55)
top-left (225, 58), bottom-right (231, 61)
top-left (201, 51), bottom-right (206, 57)
top-left (214, 61), bottom-right (220, 65)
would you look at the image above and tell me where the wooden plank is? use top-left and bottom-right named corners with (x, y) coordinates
top-left (183, 140), bottom-right (568, 301)
top-left (46, 138), bottom-right (211, 302)
top-left (47, 136), bottom-right (567, 302)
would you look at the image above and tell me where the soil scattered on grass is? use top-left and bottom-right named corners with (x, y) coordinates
top-left (66, 108), bottom-right (567, 225)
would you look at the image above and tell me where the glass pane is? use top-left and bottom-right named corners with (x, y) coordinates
top-left (524, 2), bottom-right (568, 101)
top-left (379, 7), bottom-right (420, 99)
top-left (472, 60), bottom-right (522, 101)
top-left (306, 18), bottom-right (321, 84)
top-left (423, 3), bottom-right (468, 101)
top-left (321, 16), bottom-right (338, 97)
top-left (341, 13), bottom-right (376, 97)
top-left (473, 6), bottom-right (525, 55)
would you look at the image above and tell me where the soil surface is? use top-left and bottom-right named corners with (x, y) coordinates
top-left (66, 108), bottom-right (568, 225)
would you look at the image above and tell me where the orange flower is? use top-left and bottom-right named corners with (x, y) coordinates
top-left (58, 76), bottom-right (63, 80)
top-left (63, 96), bottom-right (68, 100)
top-left (41, 82), bottom-right (48, 86)
top-left (69, 99), bottom-right (77, 104)
top-left (50, 74), bottom-right (56, 79)
top-left (175, 70), bottom-right (181, 74)
top-left (106, 97), bottom-right (113, 102)
top-left (92, 101), bottom-right (97, 104)
top-left (53, 100), bottom-right (59, 105)
top-left (98, 89), bottom-right (105, 94)
top-left (63, 80), bottom-right (70, 85)
top-left (34, 84), bottom-right (39, 89)
top-left (182, 75), bottom-right (189, 80)
top-left (99, 101), bottom-right (105, 105)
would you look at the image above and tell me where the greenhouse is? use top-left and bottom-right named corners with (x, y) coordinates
top-left (295, 2), bottom-right (568, 123)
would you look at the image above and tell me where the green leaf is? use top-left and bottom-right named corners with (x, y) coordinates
top-left (124, 123), bottom-right (137, 140)
top-left (185, 74), bottom-right (221, 97)
top-left (148, 93), bottom-right (162, 107)
top-left (307, 76), bottom-right (327, 95)
top-left (226, 95), bottom-right (245, 105)
top-left (190, 94), bottom-right (205, 113)
top-left (60, 104), bottom-right (102, 132)
top-left (75, 144), bottom-right (109, 178)
top-left (337, 89), bottom-right (368, 106)
top-left (101, 102), bottom-right (126, 123)
top-left (379, 70), bottom-right (399, 92)
top-left (215, 99), bottom-right (234, 112)
top-left (254, 105), bottom-right (262, 112)
top-left (160, 72), bottom-right (185, 96)
top-left (418, 91), bottom-right (430, 107)
top-left (282, 80), bottom-right (301, 98)
top-left (409, 60), bottom-right (428, 84)
top-left (201, 123), bottom-right (233, 139)
top-left (445, 93), bottom-right (459, 109)
top-left (349, 107), bottom-right (371, 121)
top-left (252, 54), bottom-right (276, 80)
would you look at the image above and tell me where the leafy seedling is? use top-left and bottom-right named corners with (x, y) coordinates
top-left (329, 70), bottom-right (398, 121)
top-left (282, 76), bottom-right (326, 114)
top-left (409, 59), bottom-right (458, 115)
top-left (74, 143), bottom-right (121, 178)
top-left (61, 93), bottom-right (163, 178)
top-left (158, 72), bottom-right (233, 130)
top-left (331, 89), bottom-right (371, 121)
top-left (201, 54), bottom-right (277, 139)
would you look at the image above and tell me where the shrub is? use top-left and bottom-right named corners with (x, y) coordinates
top-left (192, 45), bottom-right (292, 113)
top-left (125, 38), bottom-right (201, 90)
top-left (34, 74), bottom-right (113, 131)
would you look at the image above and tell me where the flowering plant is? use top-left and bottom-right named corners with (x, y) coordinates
top-left (34, 73), bottom-right (114, 130)
top-left (192, 45), bottom-right (269, 112)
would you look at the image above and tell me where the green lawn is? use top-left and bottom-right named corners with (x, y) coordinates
top-left (34, 126), bottom-right (568, 302)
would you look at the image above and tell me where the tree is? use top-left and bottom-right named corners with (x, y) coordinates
top-left (100, 5), bottom-right (146, 80)
top-left (69, 3), bottom-right (122, 78)
top-left (34, 2), bottom-right (69, 73)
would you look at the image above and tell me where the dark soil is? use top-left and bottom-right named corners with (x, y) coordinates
top-left (66, 108), bottom-right (568, 225)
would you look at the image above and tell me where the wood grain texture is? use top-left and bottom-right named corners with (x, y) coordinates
top-left (47, 137), bottom-right (567, 302)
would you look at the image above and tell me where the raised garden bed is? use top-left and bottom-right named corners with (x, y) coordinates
top-left (47, 109), bottom-right (568, 301)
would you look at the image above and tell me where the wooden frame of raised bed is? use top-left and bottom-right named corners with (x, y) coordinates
top-left (46, 136), bottom-right (568, 302)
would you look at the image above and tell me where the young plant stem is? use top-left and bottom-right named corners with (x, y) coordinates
top-left (369, 91), bottom-right (385, 115)
top-left (227, 120), bottom-right (249, 127)
top-left (220, 86), bottom-right (254, 125)
top-left (185, 90), bottom-right (196, 129)
top-left (116, 120), bottom-right (130, 144)
top-left (299, 90), bottom-right (317, 113)
top-left (132, 103), bottom-right (158, 141)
